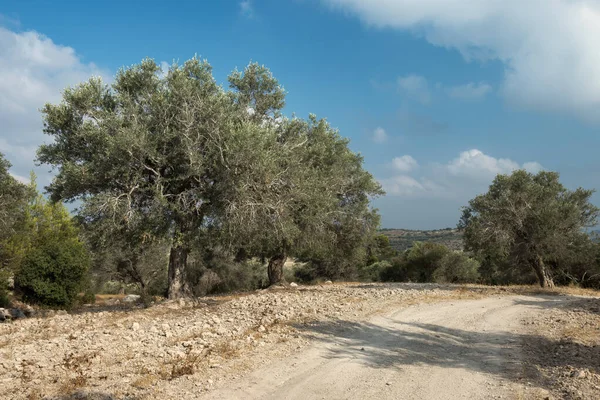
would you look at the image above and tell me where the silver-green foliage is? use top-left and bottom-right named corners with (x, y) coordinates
top-left (460, 170), bottom-right (599, 287)
top-left (38, 57), bottom-right (382, 296)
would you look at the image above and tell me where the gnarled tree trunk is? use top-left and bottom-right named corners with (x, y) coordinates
top-left (532, 255), bottom-right (555, 288)
top-left (268, 253), bottom-right (286, 286)
top-left (167, 245), bottom-right (190, 299)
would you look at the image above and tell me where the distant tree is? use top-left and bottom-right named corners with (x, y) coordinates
top-left (0, 153), bottom-right (30, 247)
top-left (0, 154), bottom-right (31, 305)
top-left (404, 242), bottom-right (450, 282)
top-left (459, 170), bottom-right (599, 288)
top-left (366, 233), bottom-right (397, 265)
top-left (432, 252), bottom-right (480, 283)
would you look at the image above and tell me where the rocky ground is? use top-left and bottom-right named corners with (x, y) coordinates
top-left (521, 295), bottom-right (600, 400)
top-left (0, 283), bottom-right (598, 400)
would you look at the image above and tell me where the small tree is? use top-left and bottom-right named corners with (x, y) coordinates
top-left (13, 189), bottom-right (89, 307)
top-left (460, 170), bottom-right (599, 288)
top-left (0, 153), bottom-right (31, 269)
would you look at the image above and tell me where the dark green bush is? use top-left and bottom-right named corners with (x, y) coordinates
top-left (358, 261), bottom-right (390, 282)
top-left (15, 238), bottom-right (89, 308)
top-left (432, 252), bottom-right (480, 283)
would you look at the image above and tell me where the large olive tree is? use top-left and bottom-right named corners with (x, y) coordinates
top-left (38, 58), bottom-right (243, 298)
top-left (459, 170), bottom-right (598, 288)
top-left (222, 114), bottom-right (383, 284)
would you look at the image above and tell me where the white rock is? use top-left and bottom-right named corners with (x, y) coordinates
top-left (290, 282), bottom-right (298, 287)
top-left (258, 325), bottom-right (266, 333)
top-left (131, 322), bottom-right (140, 331)
top-left (123, 294), bottom-right (141, 303)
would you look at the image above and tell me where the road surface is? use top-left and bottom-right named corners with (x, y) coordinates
top-left (202, 295), bottom-right (557, 399)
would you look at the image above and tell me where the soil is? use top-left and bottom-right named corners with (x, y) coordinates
top-left (0, 283), bottom-right (598, 400)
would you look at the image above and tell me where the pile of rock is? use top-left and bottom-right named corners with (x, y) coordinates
top-left (0, 304), bottom-right (33, 322)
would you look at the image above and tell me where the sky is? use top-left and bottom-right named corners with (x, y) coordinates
top-left (1, 0), bottom-right (600, 229)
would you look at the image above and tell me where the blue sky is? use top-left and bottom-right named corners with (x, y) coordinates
top-left (1, 0), bottom-right (600, 229)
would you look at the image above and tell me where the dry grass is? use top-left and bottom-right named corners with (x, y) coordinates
top-left (132, 373), bottom-right (160, 389)
top-left (56, 376), bottom-right (88, 395)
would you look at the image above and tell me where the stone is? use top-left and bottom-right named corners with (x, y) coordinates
top-left (290, 282), bottom-right (298, 287)
top-left (131, 322), bottom-right (140, 331)
top-left (571, 369), bottom-right (587, 379)
top-left (10, 308), bottom-right (26, 319)
top-left (123, 294), bottom-right (141, 303)
top-left (21, 304), bottom-right (35, 317)
top-left (258, 325), bottom-right (266, 333)
top-left (0, 308), bottom-right (11, 322)
top-left (324, 280), bottom-right (333, 284)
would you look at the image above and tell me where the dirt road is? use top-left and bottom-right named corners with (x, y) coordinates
top-left (203, 295), bottom-right (558, 400)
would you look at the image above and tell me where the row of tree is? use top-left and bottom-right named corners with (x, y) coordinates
top-left (1, 57), bottom-right (599, 309)
top-left (7, 57), bottom-right (382, 303)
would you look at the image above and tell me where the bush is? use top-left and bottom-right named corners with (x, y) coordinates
top-left (379, 256), bottom-right (410, 282)
top-left (404, 242), bottom-right (450, 282)
top-left (15, 238), bottom-right (89, 308)
top-left (358, 261), bottom-right (390, 282)
top-left (432, 252), bottom-right (480, 283)
top-left (188, 248), bottom-right (268, 296)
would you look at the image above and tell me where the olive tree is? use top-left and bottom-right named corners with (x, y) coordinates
top-left (38, 56), bottom-right (382, 295)
top-left (459, 170), bottom-right (598, 288)
top-left (38, 58), bottom-right (240, 298)
top-left (221, 115), bottom-right (383, 285)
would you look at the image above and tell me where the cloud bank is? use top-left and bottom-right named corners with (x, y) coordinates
top-left (324, 0), bottom-right (600, 121)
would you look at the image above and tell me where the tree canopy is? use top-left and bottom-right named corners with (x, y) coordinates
top-left (38, 57), bottom-right (382, 297)
top-left (459, 170), bottom-right (599, 287)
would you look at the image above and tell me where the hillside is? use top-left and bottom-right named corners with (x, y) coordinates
top-left (380, 228), bottom-right (464, 252)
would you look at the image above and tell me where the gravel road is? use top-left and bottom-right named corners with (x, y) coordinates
top-left (203, 295), bottom-right (550, 400)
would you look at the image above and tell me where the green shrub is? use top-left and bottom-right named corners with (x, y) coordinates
top-left (379, 256), bottom-right (409, 282)
top-left (15, 238), bottom-right (89, 308)
top-left (358, 261), bottom-right (390, 282)
top-left (432, 252), bottom-right (480, 284)
top-left (79, 290), bottom-right (96, 305)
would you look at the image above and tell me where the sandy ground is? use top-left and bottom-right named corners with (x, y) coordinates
top-left (201, 295), bottom-right (582, 400)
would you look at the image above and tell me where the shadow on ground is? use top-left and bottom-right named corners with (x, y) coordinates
top-left (291, 294), bottom-right (600, 396)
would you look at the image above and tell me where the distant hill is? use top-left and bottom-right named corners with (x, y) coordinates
top-left (380, 228), bottom-right (464, 252)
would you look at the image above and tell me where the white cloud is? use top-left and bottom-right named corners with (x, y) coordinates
top-left (381, 175), bottom-right (442, 197)
top-left (372, 126), bottom-right (388, 143)
top-left (381, 149), bottom-right (543, 198)
top-left (446, 82), bottom-right (492, 101)
top-left (240, 0), bottom-right (253, 17)
top-left (391, 155), bottom-right (418, 172)
top-left (10, 172), bottom-right (30, 184)
top-left (323, 0), bottom-right (600, 121)
top-left (0, 27), bottom-right (108, 185)
top-left (446, 149), bottom-right (520, 180)
top-left (397, 74), bottom-right (431, 105)
top-left (522, 161), bottom-right (544, 174)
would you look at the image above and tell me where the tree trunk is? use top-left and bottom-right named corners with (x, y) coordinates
top-left (532, 255), bottom-right (555, 288)
top-left (167, 245), bottom-right (190, 299)
top-left (268, 253), bottom-right (286, 286)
